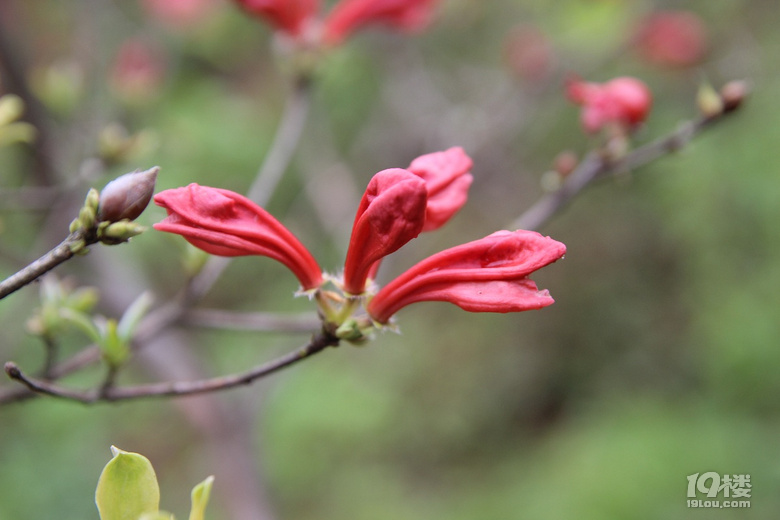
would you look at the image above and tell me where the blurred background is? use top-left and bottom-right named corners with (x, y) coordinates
top-left (1, 0), bottom-right (779, 518)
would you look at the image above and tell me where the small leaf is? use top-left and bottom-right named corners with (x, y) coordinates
top-left (117, 292), bottom-right (154, 342)
top-left (96, 446), bottom-right (160, 520)
top-left (188, 476), bottom-right (215, 520)
top-left (99, 319), bottom-right (130, 367)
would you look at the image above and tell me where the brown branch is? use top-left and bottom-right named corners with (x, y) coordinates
top-left (512, 103), bottom-right (741, 232)
top-left (4, 331), bottom-right (339, 404)
top-left (0, 230), bottom-right (93, 300)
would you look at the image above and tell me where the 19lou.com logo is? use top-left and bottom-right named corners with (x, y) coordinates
top-left (686, 472), bottom-right (751, 508)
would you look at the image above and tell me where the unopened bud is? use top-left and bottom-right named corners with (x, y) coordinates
top-left (99, 220), bottom-right (147, 242)
top-left (553, 151), bottom-right (578, 178)
top-left (697, 82), bottom-right (723, 118)
top-left (78, 205), bottom-right (96, 230)
top-left (85, 188), bottom-right (100, 213)
top-left (720, 80), bottom-right (749, 113)
top-left (97, 166), bottom-right (159, 222)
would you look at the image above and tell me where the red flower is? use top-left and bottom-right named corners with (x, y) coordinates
top-left (633, 11), bottom-right (708, 68)
top-left (153, 149), bottom-right (566, 334)
top-left (233, 0), bottom-right (320, 37)
top-left (323, 0), bottom-right (439, 45)
top-left (407, 147), bottom-right (473, 232)
top-left (154, 184), bottom-right (323, 290)
top-left (232, 0), bottom-right (439, 45)
top-left (567, 76), bottom-right (652, 134)
top-left (342, 168), bottom-right (427, 295)
top-left (367, 230), bottom-right (566, 323)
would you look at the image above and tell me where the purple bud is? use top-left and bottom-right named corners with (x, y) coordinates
top-left (98, 166), bottom-right (159, 222)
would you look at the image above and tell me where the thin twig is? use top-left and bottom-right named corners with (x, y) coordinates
top-left (182, 308), bottom-right (320, 334)
top-left (4, 331), bottom-right (338, 404)
top-left (512, 112), bottom-right (730, 232)
top-left (0, 230), bottom-right (92, 300)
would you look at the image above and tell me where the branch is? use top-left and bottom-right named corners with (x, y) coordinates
top-left (181, 308), bottom-right (320, 334)
top-left (4, 331), bottom-right (339, 404)
top-left (511, 101), bottom-right (742, 232)
top-left (0, 230), bottom-right (93, 300)
top-left (185, 76), bottom-right (313, 304)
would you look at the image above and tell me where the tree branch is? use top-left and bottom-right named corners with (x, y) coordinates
top-left (4, 330), bottom-right (339, 404)
top-left (512, 108), bottom-right (738, 232)
top-left (0, 230), bottom-right (93, 300)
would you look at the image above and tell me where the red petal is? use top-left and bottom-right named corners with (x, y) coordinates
top-left (342, 169), bottom-right (427, 294)
top-left (323, 0), bottom-right (438, 44)
top-left (407, 147), bottom-right (473, 231)
top-left (368, 230), bottom-right (565, 322)
top-left (233, 0), bottom-right (319, 36)
top-left (154, 184), bottom-right (323, 289)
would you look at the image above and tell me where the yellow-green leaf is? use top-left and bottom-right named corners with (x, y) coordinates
top-left (188, 476), bottom-right (215, 520)
top-left (95, 446), bottom-right (160, 520)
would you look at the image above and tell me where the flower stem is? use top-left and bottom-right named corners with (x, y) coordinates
top-left (3, 330), bottom-right (339, 404)
top-left (511, 111), bottom-right (734, 231)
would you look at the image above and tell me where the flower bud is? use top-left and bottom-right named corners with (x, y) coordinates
top-left (100, 221), bottom-right (147, 242)
top-left (98, 167), bottom-right (159, 223)
top-left (697, 82), bottom-right (724, 118)
top-left (720, 80), bottom-right (749, 113)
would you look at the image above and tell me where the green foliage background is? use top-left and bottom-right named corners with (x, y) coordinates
top-left (1, 0), bottom-right (779, 518)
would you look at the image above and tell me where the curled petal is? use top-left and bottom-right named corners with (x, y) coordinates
top-left (407, 147), bottom-right (473, 231)
top-left (342, 169), bottom-right (427, 294)
top-left (233, 0), bottom-right (319, 36)
top-left (323, 0), bottom-right (439, 45)
top-left (367, 230), bottom-right (566, 323)
top-left (154, 184), bottom-right (323, 290)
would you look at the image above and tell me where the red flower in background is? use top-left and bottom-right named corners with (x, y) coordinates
top-left (234, 0), bottom-right (320, 38)
top-left (154, 148), bottom-right (565, 328)
top-left (367, 230), bottom-right (566, 323)
top-left (323, 0), bottom-right (439, 45)
top-left (633, 11), bottom-right (708, 68)
top-left (567, 76), bottom-right (652, 134)
top-left (232, 0), bottom-right (440, 45)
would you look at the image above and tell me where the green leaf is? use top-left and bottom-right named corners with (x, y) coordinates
top-left (95, 446), bottom-right (160, 520)
top-left (98, 318), bottom-right (130, 367)
top-left (138, 512), bottom-right (175, 520)
top-left (188, 476), bottom-right (215, 520)
top-left (117, 292), bottom-right (154, 343)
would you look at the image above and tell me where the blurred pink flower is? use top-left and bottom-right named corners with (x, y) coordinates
top-left (141, 0), bottom-right (220, 28)
top-left (633, 11), bottom-right (708, 68)
top-left (504, 24), bottom-right (556, 83)
top-left (567, 76), bottom-right (652, 134)
top-left (323, 0), bottom-right (440, 45)
top-left (233, 0), bottom-right (320, 38)
top-left (110, 39), bottom-right (166, 104)
top-left (232, 0), bottom-right (440, 45)
top-left (367, 230), bottom-right (566, 323)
